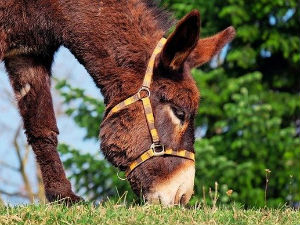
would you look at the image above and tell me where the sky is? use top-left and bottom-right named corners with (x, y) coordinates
top-left (0, 47), bottom-right (102, 205)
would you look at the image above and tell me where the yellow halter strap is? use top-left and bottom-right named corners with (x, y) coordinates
top-left (106, 38), bottom-right (195, 177)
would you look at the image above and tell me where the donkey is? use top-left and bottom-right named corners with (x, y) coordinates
top-left (0, 0), bottom-right (235, 205)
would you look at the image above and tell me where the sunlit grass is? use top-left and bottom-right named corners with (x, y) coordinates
top-left (0, 201), bottom-right (299, 225)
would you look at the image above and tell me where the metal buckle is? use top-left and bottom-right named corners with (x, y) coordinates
top-left (151, 143), bottom-right (165, 156)
top-left (137, 86), bottom-right (151, 100)
top-left (117, 171), bottom-right (127, 181)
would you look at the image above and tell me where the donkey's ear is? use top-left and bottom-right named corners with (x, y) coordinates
top-left (159, 10), bottom-right (200, 71)
top-left (187, 26), bottom-right (236, 68)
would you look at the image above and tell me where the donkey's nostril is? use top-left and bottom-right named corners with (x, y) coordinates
top-left (174, 188), bottom-right (189, 205)
top-left (180, 194), bottom-right (187, 205)
top-left (174, 186), bottom-right (183, 205)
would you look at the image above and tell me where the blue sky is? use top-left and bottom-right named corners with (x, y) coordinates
top-left (0, 47), bottom-right (102, 205)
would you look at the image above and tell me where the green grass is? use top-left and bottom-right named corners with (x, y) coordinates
top-left (0, 202), bottom-right (299, 225)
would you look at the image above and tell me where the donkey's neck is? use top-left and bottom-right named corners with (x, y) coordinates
top-left (59, 0), bottom-right (172, 105)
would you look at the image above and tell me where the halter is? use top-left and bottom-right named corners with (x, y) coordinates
top-left (106, 38), bottom-right (195, 177)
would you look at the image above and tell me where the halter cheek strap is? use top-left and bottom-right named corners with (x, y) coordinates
top-left (105, 38), bottom-right (195, 177)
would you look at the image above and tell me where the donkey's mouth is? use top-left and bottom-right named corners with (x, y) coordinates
top-left (145, 160), bottom-right (195, 206)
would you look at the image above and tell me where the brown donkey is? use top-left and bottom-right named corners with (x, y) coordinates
top-left (0, 0), bottom-right (235, 205)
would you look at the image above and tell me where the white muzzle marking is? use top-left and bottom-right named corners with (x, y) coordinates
top-left (146, 160), bottom-right (195, 205)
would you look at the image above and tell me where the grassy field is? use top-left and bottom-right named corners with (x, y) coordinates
top-left (0, 202), bottom-right (299, 225)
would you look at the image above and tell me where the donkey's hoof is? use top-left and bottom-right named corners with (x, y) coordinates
top-left (60, 193), bottom-right (85, 206)
top-left (46, 191), bottom-right (84, 206)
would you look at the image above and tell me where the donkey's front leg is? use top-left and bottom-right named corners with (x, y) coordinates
top-left (5, 55), bottom-right (82, 205)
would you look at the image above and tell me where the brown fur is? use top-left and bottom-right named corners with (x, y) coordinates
top-left (0, 0), bottom-right (235, 204)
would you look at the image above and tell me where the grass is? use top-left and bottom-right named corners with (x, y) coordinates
top-left (0, 202), bottom-right (299, 225)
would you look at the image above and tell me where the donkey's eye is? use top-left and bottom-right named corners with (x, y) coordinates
top-left (171, 106), bottom-right (185, 121)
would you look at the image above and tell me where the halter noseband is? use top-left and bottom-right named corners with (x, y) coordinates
top-left (105, 38), bottom-right (195, 177)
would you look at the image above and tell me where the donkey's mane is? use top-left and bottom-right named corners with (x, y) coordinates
top-left (141, 0), bottom-right (174, 32)
top-left (103, 0), bottom-right (174, 73)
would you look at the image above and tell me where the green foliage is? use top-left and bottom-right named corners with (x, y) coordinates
top-left (56, 80), bottom-right (105, 139)
top-left (56, 0), bottom-right (299, 207)
top-left (163, 0), bottom-right (299, 89)
top-left (191, 69), bottom-right (300, 207)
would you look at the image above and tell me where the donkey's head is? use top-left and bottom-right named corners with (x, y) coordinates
top-left (100, 10), bottom-right (235, 205)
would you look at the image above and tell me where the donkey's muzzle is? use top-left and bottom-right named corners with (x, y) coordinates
top-left (145, 160), bottom-right (195, 206)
